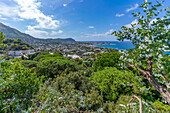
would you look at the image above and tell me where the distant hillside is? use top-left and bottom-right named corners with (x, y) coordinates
top-left (1, 38), bottom-right (33, 51)
top-left (0, 23), bottom-right (76, 44)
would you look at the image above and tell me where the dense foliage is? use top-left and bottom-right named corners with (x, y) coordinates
top-left (113, 1), bottom-right (170, 104)
top-left (0, 1), bottom-right (169, 112)
top-left (0, 32), bottom-right (6, 48)
top-left (0, 59), bottom-right (39, 112)
top-left (91, 67), bottom-right (138, 101)
top-left (93, 51), bottom-right (121, 71)
top-left (0, 38), bottom-right (33, 51)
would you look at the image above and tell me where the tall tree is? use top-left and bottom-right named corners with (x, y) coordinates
top-left (0, 32), bottom-right (6, 48)
top-left (112, 1), bottom-right (170, 104)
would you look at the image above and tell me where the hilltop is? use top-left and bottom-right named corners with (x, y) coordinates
top-left (0, 23), bottom-right (75, 45)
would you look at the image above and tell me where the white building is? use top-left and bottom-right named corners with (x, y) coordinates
top-left (8, 50), bottom-right (35, 56)
top-left (83, 52), bottom-right (94, 56)
top-left (67, 54), bottom-right (82, 59)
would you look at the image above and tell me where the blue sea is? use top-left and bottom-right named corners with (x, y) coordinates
top-left (93, 41), bottom-right (135, 50)
top-left (88, 41), bottom-right (170, 55)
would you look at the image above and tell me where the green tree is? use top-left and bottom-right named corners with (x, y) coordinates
top-left (27, 51), bottom-right (49, 60)
top-left (0, 60), bottom-right (39, 112)
top-left (0, 32), bottom-right (6, 48)
top-left (93, 51), bottom-right (120, 71)
top-left (82, 58), bottom-right (93, 68)
top-left (54, 72), bottom-right (98, 93)
top-left (36, 57), bottom-right (78, 79)
top-left (112, 1), bottom-right (170, 104)
top-left (91, 67), bottom-right (138, 101)
top-left (22, 60), bottom-right (38, 68)
top-left (28, 80), bottom-right (102, 112)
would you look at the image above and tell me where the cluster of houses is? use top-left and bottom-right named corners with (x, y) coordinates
top-left (8, 50), bottom-right (35, 56)
top-left (0, 41), bottom-right (115, 59)
top-left (0, 50), bottom-right (35, 57)
top-left (42, 42), bottom-right (114, 60)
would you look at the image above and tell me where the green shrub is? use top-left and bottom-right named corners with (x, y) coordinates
top-left (93, 51), bottom-right (120, 71)
top-left (36, 58), bottom-right (78, 79)
top-left (54, 72), bottom-right (98, 93)
top-left (0, 60), bottom-right (39, 112)
top-left (22, 60), bottom-right (38, 68)
top-left (152, 101), bottom-right (170, 112)
top-left (28, 80), bottom-right (102, 112)
top-left (91, 67), bottom-right (137, 101)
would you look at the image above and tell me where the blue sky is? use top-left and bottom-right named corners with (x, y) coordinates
top-left (0, 0), bottom-right (169, 41)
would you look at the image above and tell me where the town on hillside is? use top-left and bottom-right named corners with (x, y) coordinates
top-left (0, 38), bottom-right (117, 60)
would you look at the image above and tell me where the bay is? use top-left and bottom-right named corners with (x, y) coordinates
top-left (92, 41), bottom-right (170, 55)
top-left (93, 41), bottom-right (135, 50)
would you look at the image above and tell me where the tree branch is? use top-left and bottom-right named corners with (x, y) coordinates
top-left (127, 63), bottom-right (147, 76)
top-left (127, 62), bottom-right (170, 104)
top-left (129, 95), bottom-right (142, 113)
top-left (159, 70), bottom-right (170, 89)
top-left (146, 56), bottom-right (153, 73)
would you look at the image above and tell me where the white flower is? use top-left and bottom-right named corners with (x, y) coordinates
top-left (120, 55), bottom-right (124, 59)
top-left (158, 54), bottom-right (163, 58)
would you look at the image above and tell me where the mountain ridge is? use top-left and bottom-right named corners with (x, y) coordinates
top-left (0, 22), bottom-right (76, 44)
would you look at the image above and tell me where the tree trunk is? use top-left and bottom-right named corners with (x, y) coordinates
top-left (127, 63), bottom-right (170, 105)
top-left (146, 73), bottom-right (170, 105)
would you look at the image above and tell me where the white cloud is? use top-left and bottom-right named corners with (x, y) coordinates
top-left (26, 27), bottom-right (64, 38)
top-left (25, 26), bottom-right (49, 38)
top-left (0, 15), bottom-right (7, 20)
top-left (63, 4), bottom-right (67, 7)
top-left (0, 18), bottom-right (7, 20)
top-left (46, 0), bottom-right (75, 9)
top-left (88, 26), bottom-right (95, 29)
top-left (150, 18), bottom-right (164, 25)
top-left (13, 17), bottom-right (24, 21)
top-left (115, 3), bottom-right (138, 18)
top-left (78, 29), bottom-right (116, 41)
top-left (0, 2), bottom-right (19, 17)
top-left (125, 19), bottom-right (138, 28)
top-left (84, 29), bottom-right (114, 37)
top-left (125, 18), bottom-right (167, 29)
top-left (150, 18), bottom-right (157, 25)
top-left (0, 0), bottom-right (61, 31)
top-left (116, 13), bottom-right (124, 17)
top-left (105, 29), bottom-right (115, 35)
top-left (51, 30), bottom-right (63, 36)
top-left (13, 0), bottom-right (60, 30)
top-left (126, 4), bottom-right (139, 12)
top-left (58, 30), bottom-right (63, 34)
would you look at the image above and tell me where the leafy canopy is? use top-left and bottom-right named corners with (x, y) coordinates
top-left (91, 67), bottom-right (138, 101)
top-left (0, 60), bottom-right (39, 112)
top-left (112, 1), bottom-right (170, 88)
top-left (112, 1), bottom-right (170, 104)
top-left (93, 51), bottom-right (121, 71)
top-left (0, 32), bottom-right (6, 48)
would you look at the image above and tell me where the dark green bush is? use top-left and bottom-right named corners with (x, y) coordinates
top-left (54, 72), bottom-right (98, 93)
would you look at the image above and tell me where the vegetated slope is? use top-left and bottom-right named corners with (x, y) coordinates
top-left (1, 38), bottom-right (33, 51)
top-left (0, 23), bottom-right (75, 44)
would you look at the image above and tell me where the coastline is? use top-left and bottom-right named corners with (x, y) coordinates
top-left (91, 41), bottom-right (170, 55)
top-left (93, 44), bottom-right (170, 55)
